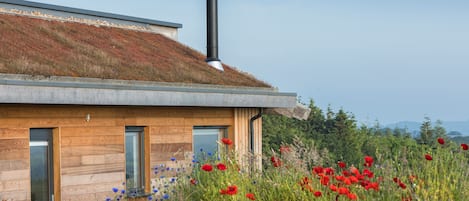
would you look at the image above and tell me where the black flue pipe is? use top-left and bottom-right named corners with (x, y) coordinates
top-left (206, 0), bottom-right (219, 62)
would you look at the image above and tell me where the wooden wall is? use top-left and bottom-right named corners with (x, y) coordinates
top-left (234, 108), bottom-right (262, 170)
top-left (0, 128), bottom-right (30, 201)
top-left (0, 104), bottom-right (250, 201)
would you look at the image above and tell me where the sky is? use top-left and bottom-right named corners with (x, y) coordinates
top-left (30, 0), bottom-right (469, 125)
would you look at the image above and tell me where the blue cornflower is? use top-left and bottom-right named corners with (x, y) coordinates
top-left (112, 187), bottom-right (119, 193)
top-left (121, 189), bottom-right (125, 194)
top-left (105, 197), bottom-right (111, 201)
top-left (116, 198), bottom-right (120, 201)
top-left (199, 148), bottom-right (203, 152)
top-left (171, 178), bottom-right (176, 183)
top-left (160, 175), bottom-right (165, 178)
top-left (166, 167), bottom-right (170, 171)
top-left (170, 157), bottom-right (176, 161)
top-left (163, 194), bottom-right (170, 200)
top-left (153, 188), bottom-right (158, 193)
top-left (208, 152), bottom-right (212, 156)
top-left (148, 196), bottom-right (153, 201)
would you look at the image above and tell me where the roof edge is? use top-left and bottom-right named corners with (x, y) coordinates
top-left (0, 73), bottom-right (297, 108)
top-left (0, 0), bottom-right (182, 28)
top-left (0, 73), bottom-right (295, 97)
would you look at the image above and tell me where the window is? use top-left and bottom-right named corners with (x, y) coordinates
top-left (193, 127), bottom-right (227, 159)
top-left (30, 129), bottom-right (54, 201)
top-left (125, 127), bottom-right (145, 194)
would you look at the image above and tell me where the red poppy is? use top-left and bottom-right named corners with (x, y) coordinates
top-left (425, 154), bottom-right (433, 161)
top-left (399, 182), bottom-right (407, 189)
top-left (320, 175), bottom-right (330, 186)
top-left (393, 177), bottom-right (400, 183)
top-left (279, 146), bottom-right (290, 154)
top-left (216, 163), bottom-right (227, 171)
top-left (220, 185), bottom-right (238, 195)
top-left (335, 175), bottom-right (345, 181)
top-left (342, 170), bottom-right (351, 176)
top-left (365, 182), bottom-right (379, 191)
top-left (313, 191), bottom-right (322, 197)
top-left (329, 184), bottom-right (338, 191)
top-left (313, 166), bottom-right (324, 174)
top-left (221, 138), bottom-right (233, 145)
top-left (201, 164), bottom-right (213, 172)
top-left (363, 169), bottom-right (374, 178)
top-left (347, 192), bottom-right (357, 200)
top-left (349, 176), bottom-right (359, 183)
top-left (338, 161), bottom-right (346, 168)
top-left (343, 178), bottom-right (352, 185)
top-left (338, 187), bottom-right (350, 195)
top-left (461, 143), bottom-right (468, 150)
top-left (270, 156), bottom-right (282, 167)
top-left (246, 193), bottom-right (255, 200)
top-left (324, 167), bottom-right (334, 175)
top-left (350, 167), bottom-right (360, 175)
top-left (190, 178), bottom-right (197, 185)
top-left (364, 156), bottom-right (374, 167)
top-left (437, 137), bottom-right (445, 145)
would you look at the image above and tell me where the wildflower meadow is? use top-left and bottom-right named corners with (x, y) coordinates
top-left (106, 135), bottom-right (469, 201)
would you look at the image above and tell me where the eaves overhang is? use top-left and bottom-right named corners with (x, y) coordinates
top-left (0, 74), bottom-right (297, 108)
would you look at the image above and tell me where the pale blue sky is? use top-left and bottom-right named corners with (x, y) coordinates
top-left (31, 0), bottom-right (469, 124)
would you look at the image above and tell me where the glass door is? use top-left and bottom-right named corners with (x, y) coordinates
top-left (30, 129), bottom-right (53, 201)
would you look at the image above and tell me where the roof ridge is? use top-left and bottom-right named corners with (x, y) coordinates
top-left (0, 0), bottom-right (181, 28)
top-left (0, 7), bottom-right (157, 33)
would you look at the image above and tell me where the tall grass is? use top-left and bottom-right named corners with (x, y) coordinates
top-left (106, 137), bottom-right (469, 200)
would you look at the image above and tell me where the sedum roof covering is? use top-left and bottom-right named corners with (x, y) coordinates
top-left (0, 13), bottom-right (271, 88)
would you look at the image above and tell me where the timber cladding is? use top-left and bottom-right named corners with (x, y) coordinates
top-left (0, 104), bottom-right (259, 201)
top-left (0, 128), bottom-right (30, 201)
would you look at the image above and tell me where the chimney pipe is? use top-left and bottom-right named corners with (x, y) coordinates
top-left (206, 0), bottom-right (223, 71)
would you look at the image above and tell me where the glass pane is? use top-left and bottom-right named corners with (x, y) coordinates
top-left (193, 128), bottom-right (222, 160)
top-left (126, 132), bottom-right (140, 190)
top-left (30, 144), bottom-right (49, 201)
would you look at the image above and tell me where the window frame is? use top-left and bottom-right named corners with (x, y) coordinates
top-left (192, 126), bottom-right (228, 158)
top-left (30, 128), bottom-right (54, 201)
top-left (125, 126), bottom-right (146, 195)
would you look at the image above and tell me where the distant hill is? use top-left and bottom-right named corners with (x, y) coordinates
top-left (386, 121), bottom-right (469, 137)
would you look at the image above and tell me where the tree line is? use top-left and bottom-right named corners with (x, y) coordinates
top-left (262, 100), bottom-right (457, 166)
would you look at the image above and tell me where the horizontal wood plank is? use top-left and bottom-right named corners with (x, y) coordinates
top-left (0, 160), bottom-right (29, 171)
top-left (0, 179), bottom-right (29, 192)
top-left (0, 128), bottom-right (28, 139)
top-left (61, 163), bottom-right (124, 176)
top-left (0, 170), bottom-right (29, 181)
top-left (0, 149), bottom-right (29, 161)
top-left (151, 143), bottom-right (191, 153)
top-left (61, 145), bottom-right (124, 157)
top-left (61, 181), bottom-right (122, 196)
top-left (61, 127), bottom-right (124, 137)
top-left (61, 135), bottom-right (124, 146)
top-left (62, 172), bottom-right (124, 186)
top-left (0, 139), bottom-right (29, 150)
top-left (0, 190), bottom-right (28, 201)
